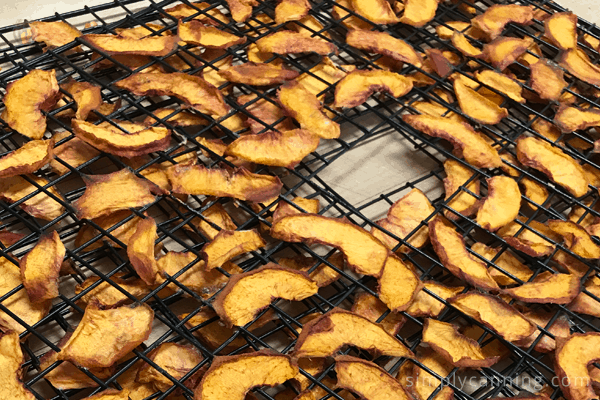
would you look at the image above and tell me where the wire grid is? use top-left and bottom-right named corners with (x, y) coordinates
top-left (0, 0), bottom-right (599, 399)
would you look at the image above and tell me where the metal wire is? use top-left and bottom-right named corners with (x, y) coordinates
top-left (0, 0), bottom-right (599, 399)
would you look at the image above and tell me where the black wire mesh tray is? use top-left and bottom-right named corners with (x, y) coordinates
top-left (1, 0), bottom-right (600, 399)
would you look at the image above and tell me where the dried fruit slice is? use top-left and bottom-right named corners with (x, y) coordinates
top-left (19, 231), bottom-right (65, 303)
top-left (115, 72), bottom-right (229, 116)
top-left (378, 255), bottom-right (422, 312)
top-left (275, 0), bottom-right (310, 24)
top-left (399, 0), bottom-right (438, 27)
top-left (82, 34), bottom-right (178, 56)
top-left (51, 131), bottom-right (100, 175)
top-left (278, 253), bottom-right (343, 288)
top-left (516, 136), bottom-right (588, 197)
top-left (449, 292), bottom-right (536, 342)
top-left (475, 70), bottom-right (524, 103)
top-left (0, 175), bottom-right (65, 220)
top-left (168, 165), bottom-right (282, 204)
top-left (555, 333), bottom-right (600, 400)
top-left (213, 264), bottom-right (318, 327)
top-left (1, 69), bottom-right (61, 139)
top-left (335, 356), bottom-right (410, 400)
top-left (559, 49), bottom-right (600, 87)
top-left (75, 211), bottom-right (142, 251)
top-left (271, 214), bottom-right (389, 276)
top-left (452, 31), bottom-right (482, 57)
top-left (405, 348), bottom-right (455, 400)
top-left (555, 106), bottom-right (600, 133)
top-left (351, 292), bottom-right (405, 336)
top-left (345, 30), bottom-right (422, 67)
top-left (548, 220), bottom-right (600, 259)
top-left (503, 272), bottom-right (580, 304)
top-left (60, 78), bottom-right (103, 120)
top-left (454, 79), bottom-right (508, 124)
top-left (443, 159), bottom-right (480, 218)
top-left (273, 197), bottom-right (320, 222)
top-left (195, 351), bottom-right (298, 400)
top-left (335, 70), bottom-right (413, 108)
top-left (144, 108), bottom-right (206, 127)
top-left (422, 319), bottom-right (500, 368)
top-left (349, 0), bottom-right (399, 24)
top-left (471, 5), bottom-right (534, 39)
top-left (202, 229), bottom-right (265, 271)
top-left (429, 216), bottom-right (499, 290)
top-left (482, 37), bottom-right (533, 71)
top-left (137, 342), bottom-right (204, 391)
top-left (0, 139), bottom-right (53, 178)
top-left (294, 308), bottom-right (413, 358)
top-left (30, 21), bottom-right (82, 49)
top-left (403, 115), bottom-right (502, 169)
top-left (73, 169), bottom-right (157, 220)
top-left (181, 308), bottom-right (246, 351)
top-left (0, 331), bottom-right (35, 400)
top-left (516, 310), bottom-right (570, 353)
top-left (471, 243), bottom-right (532, 286)
top-left (164, 1), bottom-right (229, 24)
top-left (238, 94), bottom-right (293, 134)
top-left (476, 176), bottom-right (521, 231)
top-left (529, 59), bottom-right (567, 101)
top-left (58, 303), bottom-right (153, 368)
top-left (498, 218), bottom-right (559, 257)
top-left (544, 12), bottom-right (577, 50)
top-left (407, 282), bottom-right (464, 318)
top-left (278, 81), bottom-right (340, 139)
top-left (295, 57), bottom-right (348, 98)
top-left (75, 275), bottom-right (150, 307)
top-left (127, 217), bottom-right (159, 285)
top-left (219, 63), bottom-right (298, 86)
top-left (256, 31), bottom-right (336, 55)
top-left (178, 20), bottom-right (245, 48)
top-left (72, 120), bottom-right (171, 157)
top-left (569, 276), bottom-right (600, 317)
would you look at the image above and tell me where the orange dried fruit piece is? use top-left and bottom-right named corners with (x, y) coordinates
top-left (72, 120), bottom-right (171, 157)
top-left (293, 308), bottom-right (413, 358)
top-left (114, 360), bottom-right (156, 400)
top-left (407, 282), bottom-right (464, 318)
top-left (75, 275), bottom-right (150, 307)
top-left (278, 253), bottom-right (343, 288)
top-left (429, 216), bottom-right (500, 291)
top-left (544, 12), bottom-right (577, 50)
top-left (0, 175), bottom-right (65, 220)
top-left (275, 0), bottom-right (310, 24)
top-left (58, 303), bottom-right (154, 368)
top-left (569, 276), bottom-right (600, 317)
top-left (202, 229), bottom-right (265, 271)
top-left (50, 132), bottom-right (100, 175)
top-left (548, 220), bottom-right (600, 258)
top-left (181, 308), bottom-right (247, 351)
top-left (422, 319), bottom-right (500, 368)
top-left (403, 115), bottom-right (502, 169)
top-left (399, 0), bottom-right (438, 27)
top-left (482, 37), bottom-right (533, 71)
top-left (405, 348), bottom-right (455, 400)
top-left (271, 214), bottom-right (389, 276)
top-left (555, 106), bottom-right (600, 133)
top-left (164, 1), bottom-right (229, 24)
top-left (19, 231), bottom-right (65, 303)
top-left (378, 255), bottom-right (422, 311)
top-left (349, 0), bottom-right (400, 24)
top-left (273, 197), bottom-right (320, 221)
top-left (178, 20), bottom-right (245, 48)
top-left (475, 69), bottom-right (525, 103)
top-left (30, 21), bottom-right (81, 50)
top-left (471, 4), bottom-right (534, 40)
top-left (0, 139), bottom-right (53, 178)
top-left (144, 108), bottom-right (206, 127)
top-left (346, 30), bottom-right (422, 67)
top-left (443, 159), bottom-right (480, 219)
top-left (471, 243), bottom-right (533, 286)
top-left (82, 34), bottom-right (178, 56)
top-left (503, 271), bottom-right (581, 304)
top-left (0, 331), bottom-right (36, 400)
top-left (195, 351), bottom-right (298, 400)
top-left (0, 258), bottom-right (51, 334)
top-left (184, 201), bottom-right (236, 240)
top-left (127, 217), bottom-right (159, 285)
top-left (2, 69), bottom-right (61, 139)
top-left (351, 292), bottom-right (405, 336)
top-left (74, 169), bottom-right (157, 220)
top-left (498, 218), bottom-right (559, 257)
top-left (452, 31), bottom-right (482, 57)
top-left (295, 57), bottom-right (348, 98)
top-left (476, 176), bottom-right (521, 231)
top-left (137, 342), bottom-right (204, 391)
top-left (213, 264), bottom-right (318, 327)
top-left (226, 0), bottom-right (253, 23)
top-left (335, 70), bottom-right (413, 108)
top-left (219, 63), bottom-right (299, 86)
top-left (279, 81), bottom-right (340, 139)
top-left (256, 30), bottom-right (336, 55)
top-left (115, 72), bottom-right (229, 117)
top-left (238, 94), bottom-right (293, 134)
top-left (167, 165), bottom-right (283, 204)
top-left (529, 59), bottom-right (567, 101)
top-left (454, 78), bottom-right (508, 125)
top-left (335, 356), bottom-right (410, 400)
top-left (75, 211), bottom-right (142, 250)
top-left (559, 49), bottom-right (600, 87)
top-left (516, 136), bottom-right (589, 197)
top-left (59, 78), bottom-right (103, 120)
top-left (555, 333), bottom-right (600, 400)
top-left (448, 291), bottom-right (536, 342)
top-left (515, 310), bottom-right (570, 353)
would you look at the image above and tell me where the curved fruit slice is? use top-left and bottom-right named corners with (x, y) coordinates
top-left (406, 282), bottom-right (464, 318)
top-left (275, 0), bottom-right (310, 24)
top-left (529, 59), bottom-right (567, 101)
top-left (20, 231), bottom-right (65, 303)
top-left (503, 272), bottom-right (580, 304)
top-left (60, 78), bottom-right (102, 120)
top-left (335, 356), bottom-right (411, 400)
top-left (256, 31), bottom-right (336, 55)
top-left (454, 79), bottom-right (508, 125)
top-left (422, 319), bottom-right (500, 368)
top-left (476, 176), bottom-right (521, 231)
top-left (0, 139), bottom-right (53, 179)
top-left (219, 62), bottom-right (298, 86)
top-left (516, 310), bottom-right (570, 353)
top-left (75, 274), bottom-right (149, 307)
top-left (82, 34), bottom-right (178, 56)
top-left (569, 276), bottom-right (600, 317)
top-left (213, 264), bottom-right (319, 327)
top-left (555, 333), bottom-right (600, 400)
top-left (293, 308), bottom-right (413, 358)
top-left (429, 216), bottom-right (500, 291)
top-left (178, 20), bottom-right (245, 48)
top-left (544, 12), bottom-right (577, 50)
top-left (443, 159), bottom-right (480, 219)
top-left (559, 49), bottom-right (600, 87)
top-left (498, 218), bottom-right (559, 257)
top-left (195, 351), bottom-right (298, 400)
top-left (137, 342), bottom-right (204, 391)
top-left (351, 292), bottom-right (405, 336)
top-left (345, 30), bottom-right (422, 66)
top-left (271, 214), bottom-right (389, 276)
top-left (127, 217), bottom-right (159, 285)
top-left (349, 0), bottom-right (399, 24)
top-left (30, 21), bottom-right (81, 49)
top-left (377, 255), bottom-right (422, 312)
top-left (554, 106), bottom-right (600, 133)
top-left (334, 70), bottom-right (413, 108)
top-left (202, 229), bottom-right (266, 270)
top-left (471, 4), bottom-right (534, 39)
top-left (471, 243), bottom-right (532, 286)
top-left (482, 37), bottom-right (533, 71)
top-left (51, 132), bottom-right (100, 175)
top-left (475, 70), bottom-right (524, 103)
top-left (548, 220), bottom-right (600, 259)
top-left (452, 31), bottom-right (482, 57)
top-left (399, 0), bottom-right (438, 27)
top-left (0, 175), bottom-right (64, 220)
top-left (404, 348), bottom-right (455, 400)
top-left (0, 331), bottom-right (35, 400)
